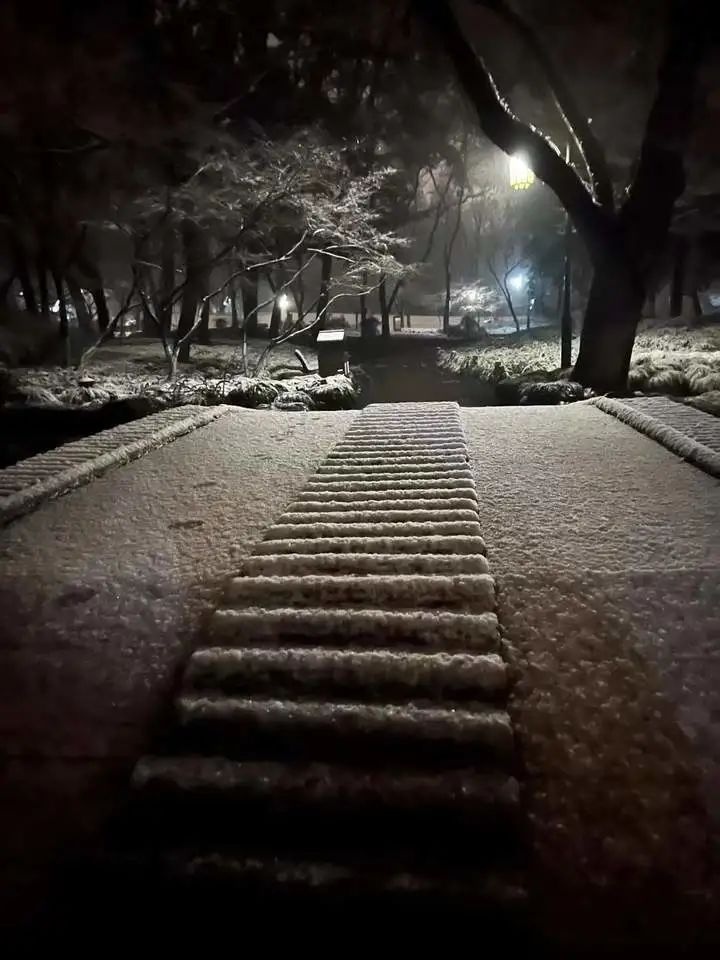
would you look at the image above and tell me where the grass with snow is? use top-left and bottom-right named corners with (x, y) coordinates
top-left (439, 322), bottom-right (720, 400)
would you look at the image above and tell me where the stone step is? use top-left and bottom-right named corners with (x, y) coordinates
top-left (98, 851), bottom-right (527, 923)
top-left (324, 453), bottom-right (468, 466)
top-left (223, 573), bottom-right (495, 611)
top-left (316, 462), bottom-right (470, 476)
top-left (238, 552), bottom-right (490, 577)
top-left (130, 757), bottom-right (521, 861)
top-left (174, 695), bottom-right (514, 766)
top-left (264, 520), bottom-right (482, 540)
top-left (302, 477), bottom-right (476, 493)
top-left (208, 606), bottom-right (499, 652)
top-left (185, 646), bottom-right (508, 700)
top-left (333, 440), bottom-right (467, 451)
top-left (277, 508), bottom-right (479, 525)
top-left (288, 496), bottom-right (479, 513)
top-left (252, 534), bottom-right (487, 556)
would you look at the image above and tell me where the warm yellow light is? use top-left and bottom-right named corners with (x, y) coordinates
top-left (509, 153), bottom-right (535, 190)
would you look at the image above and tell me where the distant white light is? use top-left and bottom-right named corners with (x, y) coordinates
top-left (509, 273), bottom-right (525, 291)
top-left (266, 32), bottom-right (281, 48)
top-left (508, 154), bottom-right (535, 190)
top-left (278, 293), bottom-right (290, 310)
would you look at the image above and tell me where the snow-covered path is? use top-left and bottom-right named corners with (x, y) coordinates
top-left (0, 409), bottom-right (355, 929)
top-left (464, 402), bottom-right (720, 946)
top-left (1, 399), bottom-right (718, 943)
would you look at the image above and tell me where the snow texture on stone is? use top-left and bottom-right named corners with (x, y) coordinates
top-left (463, 402), bottom-right (720, 944)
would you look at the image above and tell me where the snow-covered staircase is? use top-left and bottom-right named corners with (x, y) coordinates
top-left (120, 403), bottom-right (527, 924)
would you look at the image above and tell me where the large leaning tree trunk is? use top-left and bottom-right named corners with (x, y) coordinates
top-left (414, 0), bottom-right (706, 392)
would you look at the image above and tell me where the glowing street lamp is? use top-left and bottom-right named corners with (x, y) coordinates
top-left (508, 154), bottom-right (535, 191)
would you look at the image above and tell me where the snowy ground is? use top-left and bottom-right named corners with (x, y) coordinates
top-left (0, 408), bottom-right (356, 929)
top-left (2, 400), bottom-right (719, 943)
top-left (9, 337), bottom-right (321, 408)
top-left (464, 403), bottom-right (720, 946)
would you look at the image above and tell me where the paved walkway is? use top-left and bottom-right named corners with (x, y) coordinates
top-left (0, 399), bottom-right (718, 945)
top-left (463, 403), bottom-right (720, 947)
top-left (0, 409), bottom-right (355, 931)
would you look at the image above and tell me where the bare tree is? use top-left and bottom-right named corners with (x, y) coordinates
top-left (414, 0), bottom-right (709, 390)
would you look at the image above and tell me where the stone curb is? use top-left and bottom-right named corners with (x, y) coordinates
top-left (591, 396), bottom-right (720, 480)
top-left (0, 404), bottom-right (232, 525)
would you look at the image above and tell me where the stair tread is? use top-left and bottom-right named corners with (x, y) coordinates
top-left (209, 606), bottom-right (499, 651)
top-left (185, 645), bottom-right (508, 698)
top-left (253, 535), bottom-right (487, 555)
top-left (239, 553), bottom-right (490, 575)
top-left (223, 573), bottom-right (495, 611)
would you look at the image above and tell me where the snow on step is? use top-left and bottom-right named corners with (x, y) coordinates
top-left (344, 427), bottom-right (463, 439)
top-left (303, 477), bottom-right (476, 493)
top-left (209, 607), bottom-right (499, 652)
top-left (134, 756), bottom-right (518, 814)
top-left (310, 471), bottom-right (473, 484)
top-left (264, 520), bottom-right (482, 540)
top-left (324, 453), bottom-right (467, 467)
top-left (253, 534), bottom-right (487, 556)
top-left (239, 552), bottom-right (490, 577)
top-left (278, 509), bottom-right (479, 525)
top-left (316, 461), bottom-right (469, 475)
top-left (176, 695), bottom-right (514, 761)
top-left (288, 497), bottom-right (479, 513)
top-left (298, 480), bottom-right (477, 496)
top-left (185, 646), bottom-right (508, 699)
top-left (344, 431), bottom-right (464, 443)
top-left (157, 853), bottom-right (526, 908)
top-left (334, 440), bottom-right (467, 452)
top-left (223, 573), bottom-right (495, 611)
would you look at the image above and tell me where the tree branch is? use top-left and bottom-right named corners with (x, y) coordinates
top-left (620, 0), bottom-right (706, 271)
top-left (472, 0), bottom-right (614, 211)
top-left (413, 0), bottom-right (608, 254)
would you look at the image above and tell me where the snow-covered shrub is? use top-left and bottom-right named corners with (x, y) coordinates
top-left (272, 390), bottom-right (316, 411)
top-left (683, 390), bottom-right (720, 417)
top-left (223, 378), bottom-right (280, 407)
top-left (307, 375), bottom-right (356, 410)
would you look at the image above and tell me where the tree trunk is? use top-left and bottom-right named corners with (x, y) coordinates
top-left (11, 238), bottom-right (37, 313)
top-left (160, 219), bottom-right (176, 335)
top-left (313, 252), bottom-right (332, 339)
top-left (241, 273), bottom-right (259, 338)
top-left (442, 257), bottom-right (451, 334)
top-left (269, 298), bottom-right (282, 339)
top-left (359, 269), bottom-right (368, 324)
top-left (177, 221), bottom-right (208, 363)
top-left (37, 258), bottom-right (50, 317)
top-left (572, 256), bottom-right (644, 392)
top-left (0, 274), bottom-right (16, 305)
top-left (670, 235), bottom-right (687, 317)
top-left (66, 276), bottom-right (93, 333)
top-left (197, 297), bottom-right (211, 344)
top-left (52, 270), bottom-right (71, 367)
top-left (379, 276), bottom-right (390, 339)
top-left (88, 286), bottom-right (109, 333)
top-left (229, 278), bottom-right (239, 334)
